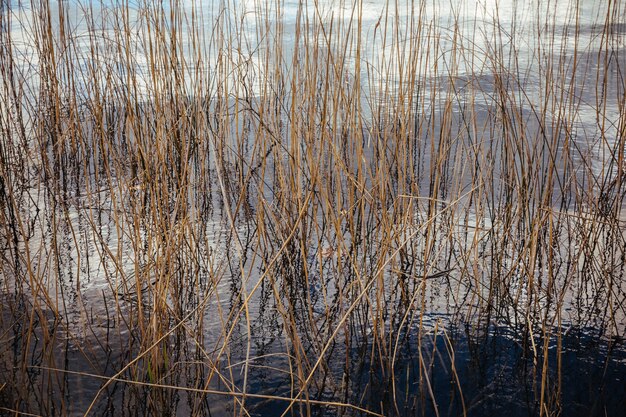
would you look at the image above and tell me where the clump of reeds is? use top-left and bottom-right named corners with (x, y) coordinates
top-left (1, 0), bottom-right (625, 416)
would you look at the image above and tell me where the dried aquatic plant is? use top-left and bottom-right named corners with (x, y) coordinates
top-left (0, 0), bottom-right (625, 416)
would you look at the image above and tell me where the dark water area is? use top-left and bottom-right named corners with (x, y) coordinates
top-left (217, 319), bottom-right (626, 417)
top-left (2, 291), bottom-right (625, 417)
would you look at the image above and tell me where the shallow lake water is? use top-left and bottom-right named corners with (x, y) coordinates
top-left (1, 0), bottom-right (626, 416)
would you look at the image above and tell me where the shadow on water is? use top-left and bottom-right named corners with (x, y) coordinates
top-left (236, 323), bottom-right (626, 417)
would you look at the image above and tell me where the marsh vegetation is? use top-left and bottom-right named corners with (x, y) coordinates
top-left (1, 0), bottom-right (625, 415)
